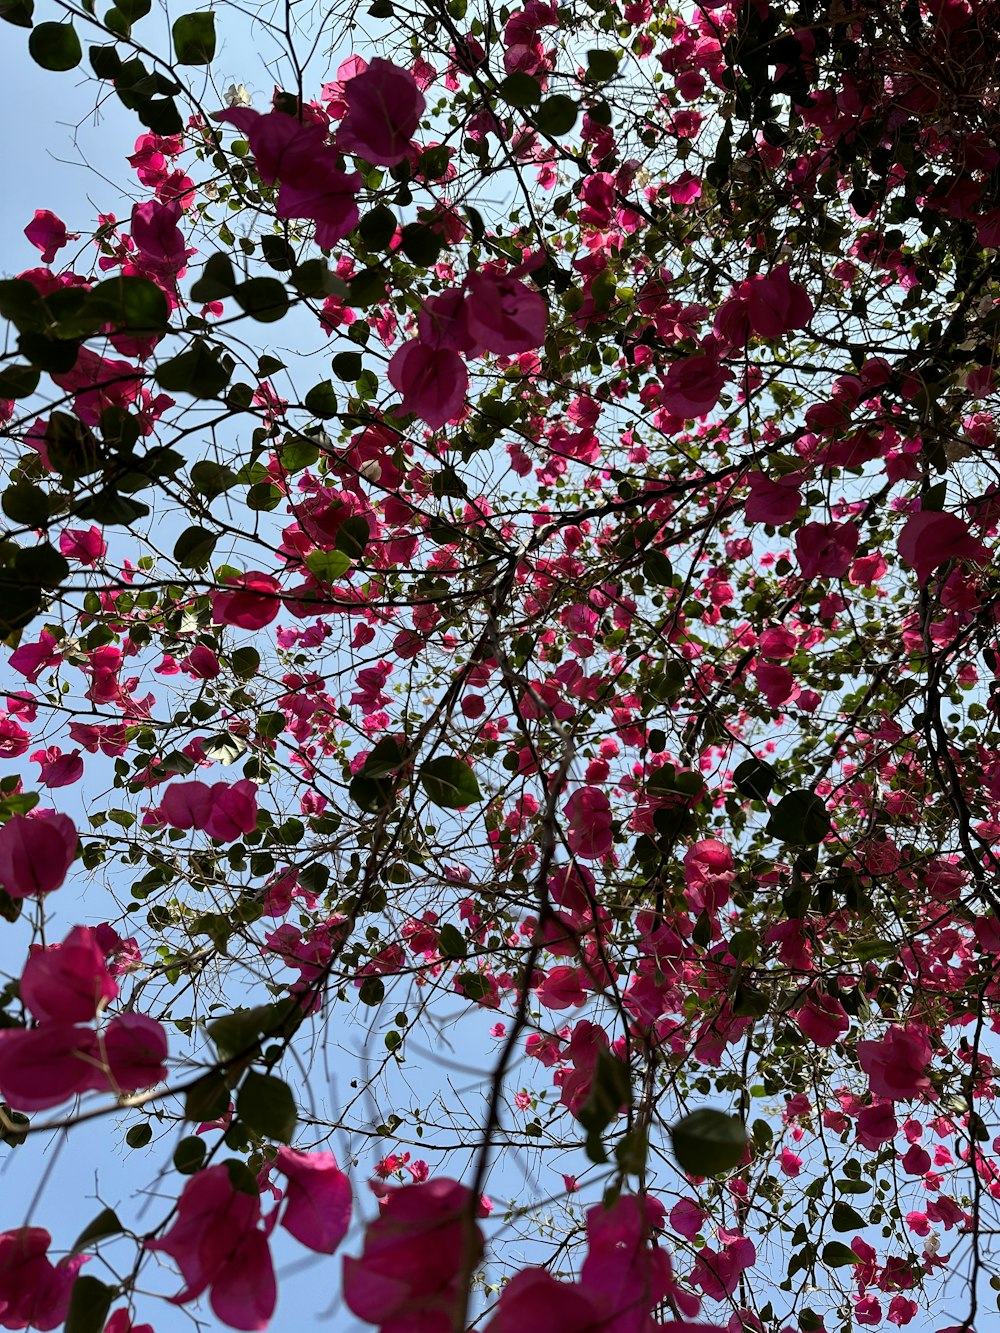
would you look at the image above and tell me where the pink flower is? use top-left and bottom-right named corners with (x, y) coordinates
top-left (159, 780), bottom-right (258, 842)
top-left (465, 273), bottom-right (547, 354)
top-left (130, 199), bottom-right (187, 282)
top-left (218, 108), bottom-right (325, 184)
top-left (203, 779), bottom-right (259, 841)
top-left (670, 1198), bottom-right (706, 1240)
top-left (0, 812), bottom-right (77, 898)
top-left (485, 1269), bottom-right (605, 1333)
top-left (104, 1310), bottom-right (154, 1333)
top-left (755, 661), bottom-right (795, 709)
top-left (795, 521), bottom-right (859, 580)
top-left (744, 264), bottom-right (813, 339)
top-left (857, 1025), bottom-right (934, 1100)
top-left (691, 1230), bottom-right (756, 1300)
top-left (855, 1102), bottom-right (897, 1150)
top-left (338, 59), bottom-right (426, 166)
top-left (418, 288), bottom-right (476, 352)
top-left (342, 1178), bottom-right (483, 1331)
top-left (276, 162), bottom-right (361, 248)
top-left (160, 780), bottom-right (214, 831)
top-left (888, 1296), bottom-right (918, 1327)
top-left (0, 1228), bottom-right (87, 1331)
top-left (275, 1147), bottom-right (352, 1254)
top-left (758, 626), bottom-right (796, 658)
top-left (745, 472), bottom-right (802, 525)
top-left (660, 355), bottom-right (730, 419)
top-left (8, 630), bottom-right (60, 683)
top-left (212, 572), bottom-right (283, 629)
top-left (0, 1024), bottom-right (104, 1110)
top-left (146, 1166), bottom-right (276, 1331)
top-left (793, 992), bottom-right (850, 1048)
top-left (0, 716), bottom-right (29, 759)
top-left (184, 645), bottom-right (221, 679)
top-left (103, 1013), bottom-right (169, 1093)
top-left (855, 1296), bottom-right (882, 1326)
top-left (31, 745), bottom-right (84, 788)
top-left (536, 965), bottom-right (587, 1010)
top-left (564, 786), bottom-right (614, 860)
top-left (59, 525), bottom-right (106, 565)
top-left (387, 341), bottom-right (468, 429)
top-left (20, 926), bottom-right (118, 1024)
top-left (897, 511), bottom-right (987, 586)
top-left (778, 1148), bottom-right (802, 1176)
top-left (24, 210), bottom-right (78, 265)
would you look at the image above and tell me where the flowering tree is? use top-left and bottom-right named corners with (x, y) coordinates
top-left (2, 0), bottom-right (1000, 1330)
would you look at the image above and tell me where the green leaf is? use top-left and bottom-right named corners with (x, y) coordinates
top-left (360, 736), bottom-right (408, 779)
top-left (834, 1177), bottom-right (872, 1194)
top-left (420, 756), bottom-right (481, 808)
top-left (202, 733), bottom-right (247, 765)
top-left (74, 491), bottom-right (150, 525)
top-left (359, 975), bottom-right (384, 1005)
top-left (191, 459), bottom-right (237, 499)
top-left (0, 364), bottom-right (40, 398)
top-left (305, 549), bottom-right (351, 584)
top-left (332, 351), bottom-right (364, 380)
top-left (234, 277), bottom-right (289, 323)
top-left (29, 21), bottom-right (82, 70)
top-left (534, 95), bottom-right (578, 136)
top-left (89, 44), bottom-right (122, 78)
top-left (498, 73), bottom-right (542, 107)
top-left (208, 1000), bottom-right (301, 1060)
top-left (172, 10), bottom-right (215, 63)
top-left (400, 224), bottom-right (442, 268)
top-left (18, 332), bottom-right (80, 374)
top-left (0, 1104), bottom-right (29, 1142)
top-left (190, 253), bottom-right (237, 303)
top-left (304, 380), bottom-right (339, 419)
top-left (832, 1201), bottom-right (865, 1232)
top-left (0, 585), bottom-right (44, 637)
top-left (291, 259), bottom-right (344, 298)
top-left (767, 790), bottom-right (831, 845)
top-left (438, 923), bottom-right (467, 958)
top-left (670, 1108), bottom-right (747, 1177)
top-left (184, 1072), bottom-right (231, 1122)
top-left (733, 757), bottom-right (775, 801)
top-left (0, 279), bottom-right (47, 331)
top-left (157, 341), bottom-right (232, 398)
top-left (258, 711), bottom-right (285, 739)
top-left (88, 276), bottom-right (169, 331)
top-left (138, 97), bottom-right (184, 136)
top-left (0, 0), bottom-right (33, 28)
top-left (642, 551), bottom-right (673, 585)
top-left (359, 205), bottom-right (398, 251)
top-left (238, 1071), bottom-right (297, 1142)
top-left (231, 646), bottom-right (260, 678)
top-left (173, 1134), bottom-right (207, 1173)
top-left (64, 1278), bottom-right (113, 1333)
top-left (279, 436), bottom-right (320, 472)
top-left (586, 48), bottom-right (620, 82)
top-left (13, 543), bottom-right (68, 588)
top-left (336, 516), bottom-right (370, 559)
top-left (822, 1241), bottom-right (861, 1267)
top-left (173, 526), bottom-right (217, 568)
top-left (116, 0), bottom-right (150, 21)
top-left (2, 483), bottom-right (49, 527)
top-left (71, 1208), bottom-right (122, 1256)
top-left (125, 1122), bottom-right (152, 1148)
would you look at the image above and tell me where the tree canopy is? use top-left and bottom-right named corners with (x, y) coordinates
top-left (2, 0), bottom-right (1000, 1331)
